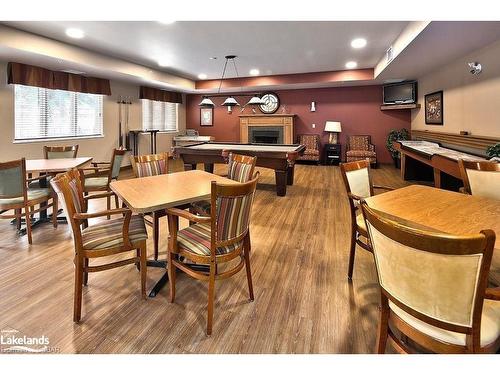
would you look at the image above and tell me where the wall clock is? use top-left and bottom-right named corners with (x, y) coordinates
top-left (259, 92), bottom-right (280, 114)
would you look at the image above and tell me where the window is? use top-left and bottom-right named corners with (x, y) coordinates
top-left (14, 85), bottom-right (103, 141)
top-left (142, 99), bottom-right (178, 132)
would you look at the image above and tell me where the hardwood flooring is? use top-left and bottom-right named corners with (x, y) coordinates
top-left (0, 162), bottom-right (410, 353)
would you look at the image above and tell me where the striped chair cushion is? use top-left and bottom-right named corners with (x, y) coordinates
top-left (177, 222), bottom-right (242, 256)
top-left (81, 215), bottom-right (148, 250)
top-left (68, 179), bottom-right (82, 213)
top-left (216, 193), bottom-right (254, 242)
top-left (227, 159), bottom-right (253, 183)
top-left (136, 159), bottom-right (167, 177)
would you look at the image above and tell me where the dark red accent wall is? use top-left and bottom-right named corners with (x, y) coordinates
top-left (185, 85), bottom-right (411, 163)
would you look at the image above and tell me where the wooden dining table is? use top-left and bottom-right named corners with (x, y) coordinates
top-left (110, 169), bottom-right (239, 297)
top-left (365, 184), bottom-right (500, 286)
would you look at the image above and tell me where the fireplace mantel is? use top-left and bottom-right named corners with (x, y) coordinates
top-left (239, 114), bottom-right (296, 144)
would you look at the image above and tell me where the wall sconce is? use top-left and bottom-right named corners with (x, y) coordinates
top-left (310, 101), bottom-right (316, 112)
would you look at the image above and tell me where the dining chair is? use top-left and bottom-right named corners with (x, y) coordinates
top-left (50, 169), bottom-right (147, 322)
top-left (79, 148), bottom-right (127, 218)
top-left (190, 153), bottom-right (257, 216)
top-left (458, 159), bottom-right (500, 200)
top-left (43, 145), bottom-right (79, 159)
top-left (0, 158), bottom-right (57, 244)
top-left (130, 152), bottom-right (169, 261)
top-left (166, 173), bottom-right (260, 335)
top-left (340, 159), bottom-right (394, 280)
top-left (361, 201), bottom-right (500, 354)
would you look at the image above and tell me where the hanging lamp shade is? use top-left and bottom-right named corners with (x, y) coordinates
top-left (199, 96), bottom-right (215, 107)
top-left (247, 95), bottom-right (265, 105)
top-left (222, 96), bottom-right (240, 107)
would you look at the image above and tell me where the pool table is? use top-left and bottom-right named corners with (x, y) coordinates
top-left (175, 142), bottom-right (306, 196)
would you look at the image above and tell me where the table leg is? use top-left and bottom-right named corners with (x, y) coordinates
top-left (153, 132), bottom-right (157, 154)
top-left (275, 170), bottom-right (287, 196)
top-left (433, 168), bottom-right (442, 188)
top-left (150, 132), bottom-right (154, 154)
top-left (286, 165), bottom-right (295, 186)
top-left (400, 153), bottom-right (406, 180)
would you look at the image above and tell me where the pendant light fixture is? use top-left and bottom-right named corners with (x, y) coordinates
top-left (199, 55), bottom-right (265, 109)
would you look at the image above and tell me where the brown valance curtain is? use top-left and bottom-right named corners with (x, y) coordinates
top-left (7, 62), bottom-right (112, 95)
top-left (139, 86), bottom-right (182, 104)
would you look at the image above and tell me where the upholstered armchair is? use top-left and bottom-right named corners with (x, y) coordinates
top-left (346, 135), bottom-right (377, 167)
top-left (458, 159), bottom-right (500, 200)
top-left (340, 160), bottom-right (394, 280)
top-left (50, 169), bottom-right (147, 322)
top-left (297, 134), bottom-right (321, 164)
top-left (166, 173), bottom-right (259, 335)
top-left (130, 152), bottom-right (170, 261)
top-left (361, 201), bottom-right (500, 354)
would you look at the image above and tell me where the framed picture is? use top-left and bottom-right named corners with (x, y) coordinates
top-left (425, 90), bottom-right (443, 125)
top-left (200, 107), bottom-right (214, 126)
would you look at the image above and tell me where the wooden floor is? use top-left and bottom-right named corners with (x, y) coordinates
top-left (0, 162), bottom-right (410, 353)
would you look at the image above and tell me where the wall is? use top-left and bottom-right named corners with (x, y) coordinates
top-left (0, 61), bottom-right (186, 164)
top-left (411, 39), bottom-right (500, 138)
top-left (186, 86), bottom-right (410, 163)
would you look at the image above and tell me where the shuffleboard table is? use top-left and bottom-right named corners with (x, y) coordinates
top-left (175, 142), bottom-right (306, 196)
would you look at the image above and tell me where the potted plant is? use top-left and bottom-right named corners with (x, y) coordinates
top-left (486, 143), bottom-right (500, 160)
top-left (386, 128), bottom-right (410, 168)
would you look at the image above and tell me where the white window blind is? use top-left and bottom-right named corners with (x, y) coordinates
top-left (14, 85), bottom-right (103, 141)
top-left (142, 99), bottom-right (178, 132)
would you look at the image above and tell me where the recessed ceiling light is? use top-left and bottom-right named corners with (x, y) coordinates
top-left (209, 57), bottom-right (217, 60)
top-left (158, 20), bottom-right (175, 25)
top-left (65, 28), bottom-right (84, 39)
top-left (351, 38), bottom-right (367, 49)
top-left (345, 61), bottom-right (358, 69)
top-left (198, 73), bottom-right (207, 80)
top-left (249, 69), bottom-right (260, 76)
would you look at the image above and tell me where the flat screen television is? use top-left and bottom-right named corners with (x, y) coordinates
top-left (383, 81), bottom-right (417, 104)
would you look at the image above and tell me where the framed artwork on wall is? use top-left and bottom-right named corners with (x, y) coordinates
top-left (425, 90), bottom-right (443, 125)
top-left (200, 107), bottom-right (214, 126)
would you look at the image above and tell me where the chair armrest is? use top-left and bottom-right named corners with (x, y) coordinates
top-left (369, 144), bottom-right (375, 152)
top-left (84, 191), bottom-right (116, 200)
top-left (373, 185), bottom-right (394, 191)
top-left (485, 287), bottom-right (500, 301)
top-left (348, 192), bottom-right (365, 202)
top-left (92, 161), bottom-right (111, 166)
top-left (74, 208), bottom-right (130, 220)
top-left (166, 207), bottom-right (211, 223)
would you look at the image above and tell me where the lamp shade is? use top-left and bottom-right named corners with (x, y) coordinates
top-left (222, 96), bottom-right (240, 106)
top-left (199, 97), bottom-right (215, 107)
top-left (247, 95), bottom-right (265, 105)
top-left (325, 121), bottom-right (342, 132)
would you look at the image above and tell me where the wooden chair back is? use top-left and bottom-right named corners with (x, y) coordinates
top-left (227, 153), bottom-right (257, 183)
top-left (210, 173), bottom-right (259, 258)
top-left (0, 158), bottom-right (27, 201)
top-left (130, 152), bottom-right (169, 178)
top-left (50, 169), bottom-right (85, 246)
top-left (340, 159), bottom-right (374, 201)
top-left (458, 159), bottom-right (500, 200)
top-left (44, 145), bottom-right (79, 159)
top-left (361, 202), bottom-right (495, 351)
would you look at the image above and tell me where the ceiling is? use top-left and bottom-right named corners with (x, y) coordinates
top-left (2, 21), bottom-right (408, 80)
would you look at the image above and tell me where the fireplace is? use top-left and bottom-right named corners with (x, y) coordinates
top-left (249, 126), bottom-right (284, 144)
